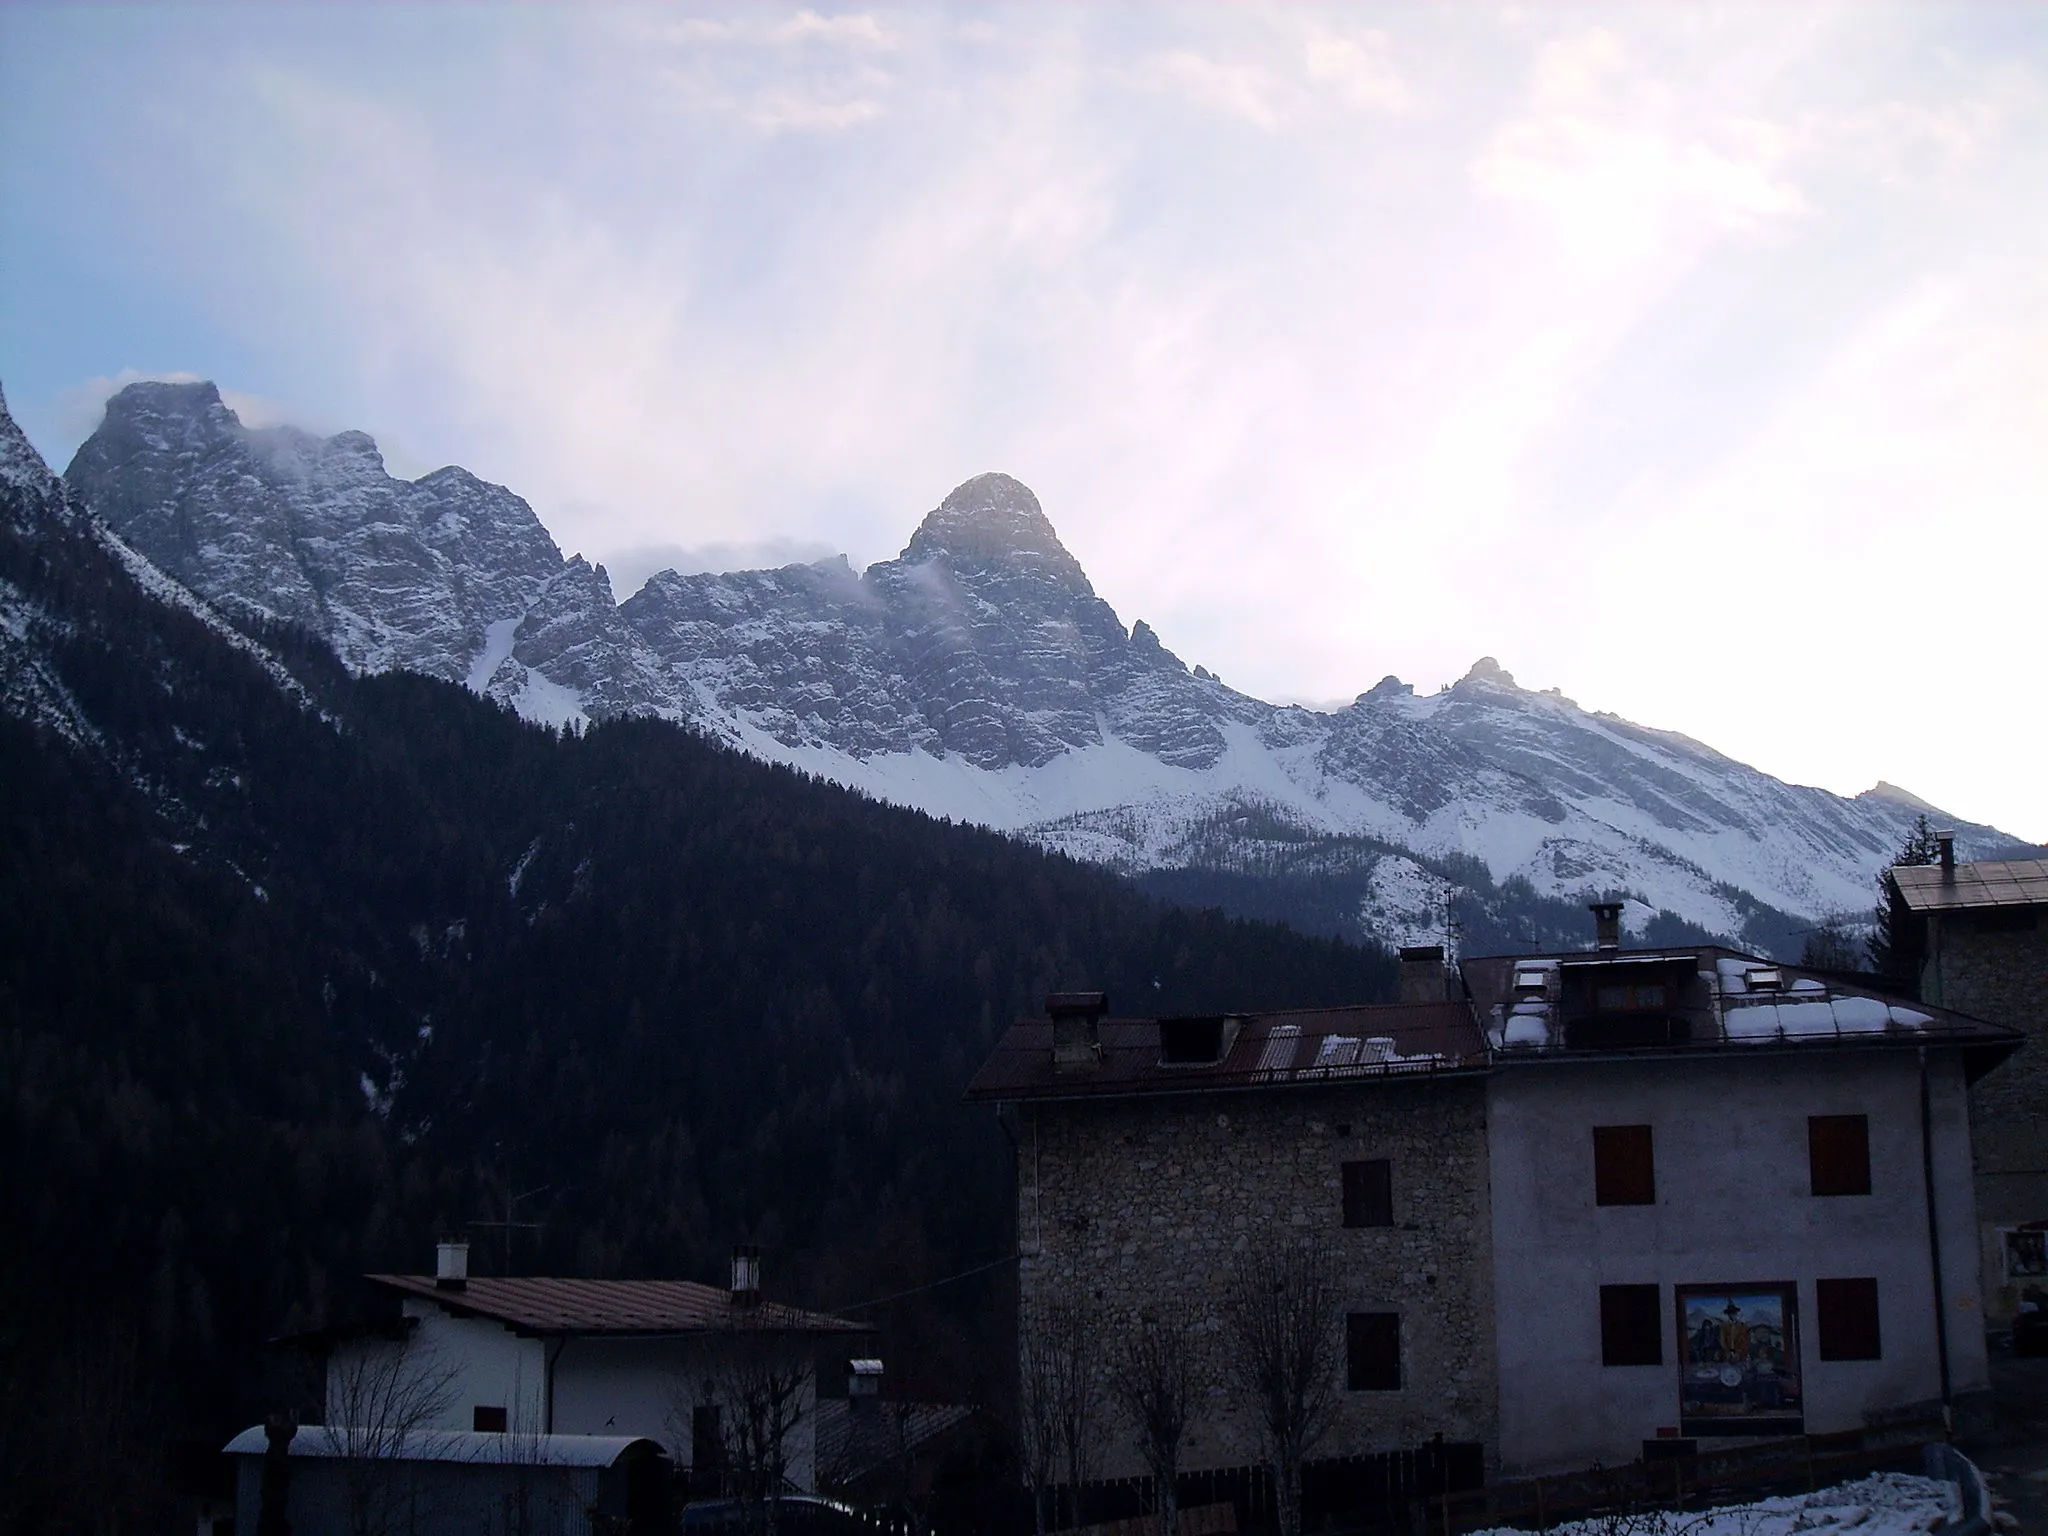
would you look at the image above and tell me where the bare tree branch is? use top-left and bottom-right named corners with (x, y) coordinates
top-left (1109, 1312), bottom-right (1199, 1536)
top-left (1222, 1233), bottom-right (1341, 1536)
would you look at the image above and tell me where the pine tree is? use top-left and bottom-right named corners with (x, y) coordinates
top-left (1866, 813), bottom-right (1943, 978)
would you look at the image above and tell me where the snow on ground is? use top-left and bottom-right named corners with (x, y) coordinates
top-left (1473, 1473), bottom-right (1960, 1536)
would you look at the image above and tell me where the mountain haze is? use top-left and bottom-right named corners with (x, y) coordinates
top-left (64, 380), bottom-right (2029, 952)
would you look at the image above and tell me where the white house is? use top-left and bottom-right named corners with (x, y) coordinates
top-left (310, 1244), bottom-right (869, 1495)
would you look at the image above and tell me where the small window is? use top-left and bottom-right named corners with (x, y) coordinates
top-left (1809, 1115), bottom-right (1871, 1197)
top-left (1342, 1159), bottom-right (1394, 1227)
top-left (1346, 1312), bottom-right (1401, 1390)
top-left (473, 1405), bottom-right (508, 1433)
top-left (1594, 1125), bottom-right (1656, 1206)
top-left (1514, 968), bottom-right (1549, 992)
top-left (1599, 1284), bottom-right (1663, 1366)
top-left (1816, 1278), bottom-right (1881, 1360)
top-left (1745, 967), bottom-right (1784, 991)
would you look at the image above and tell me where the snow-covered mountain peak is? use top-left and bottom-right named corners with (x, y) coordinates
top-left (53, 391), bottom-right (2034, 946)
top-left (1455, 656), bottom-right (1519, 691)
top-left (900, 472), bottom-right (1091, 591)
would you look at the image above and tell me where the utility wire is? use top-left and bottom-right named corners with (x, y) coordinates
top-left (835, 1253), bottom-right (1020, 1314)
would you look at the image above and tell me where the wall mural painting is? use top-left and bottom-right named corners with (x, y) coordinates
top-left (1676, 1283), bottom-right (1803, 1436)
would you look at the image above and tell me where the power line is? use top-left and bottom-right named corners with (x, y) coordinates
top-left (835, 1253), bottom-right (1020, 1314)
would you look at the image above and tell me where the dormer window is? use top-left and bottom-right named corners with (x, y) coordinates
top-left (1159, 1015), bottom-right (1240, 1066)
top-left (1513, 968), bottom-right (1549, 993)
top-left (1745, 967), bottom-right (1784, 992)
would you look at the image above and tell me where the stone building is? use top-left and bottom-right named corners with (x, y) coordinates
top-left (968, 917), bottom-right (2020, 1489)
top-left (966, 981), bottom-right (1497, 1482)
top-left (1889, 847), bottom-right (2048, 1325)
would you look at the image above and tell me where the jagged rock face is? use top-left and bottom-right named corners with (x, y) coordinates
top-left (65, 382), bottom-right (572, 685)
top-left (54, 385), bottom-right (2031, 933)
top-left (621, 474), bottom-right (1238, 771)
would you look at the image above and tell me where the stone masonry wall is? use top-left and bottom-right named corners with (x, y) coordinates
top-left (1937, 913), bottom-right (2048, 1320)
top-left (1016, 1076), bottom-right (1496, 1482)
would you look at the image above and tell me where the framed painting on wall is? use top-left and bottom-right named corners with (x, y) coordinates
top-left (1675, 1283), bottom-right (1803, 1436)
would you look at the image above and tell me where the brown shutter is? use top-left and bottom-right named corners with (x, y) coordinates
top-left (1816, 1277), bottom-right (1881, 1360)
top-left (1346, 1312), bottom-right (1401, 1390)
top-left (1593, 1125), bottom-right (1656, 1206)
top-left (1598, 1284), bottom-right (1663, 1366)
top-left (1342, 1159), bottom-right (1394, 1227)
top-left (1808, 1115), bottom-right (1872, 1196)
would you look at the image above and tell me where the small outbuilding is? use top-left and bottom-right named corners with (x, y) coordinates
top-left (224, 1424), bottom-right (667, 1536)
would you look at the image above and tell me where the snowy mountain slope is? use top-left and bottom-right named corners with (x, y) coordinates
top-left (58, 381), bottom-right (2028, 942)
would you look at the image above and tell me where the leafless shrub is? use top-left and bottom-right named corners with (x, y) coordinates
top-left (1222, 1232), bottom-right (1341, 1536)
top-left (319, 1339), bottom-right (458, 1536)
top-left (1019, 1295), bottom-right (1099, 1535)
top-left (1109, 1311), bottom-right (1200, 1536)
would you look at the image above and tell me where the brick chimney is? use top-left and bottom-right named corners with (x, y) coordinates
top-left (1589, 902), bottom-right (1624, 952)
top-left (435, 1240), bottom-right (469, 1291)
top-left (1047, 992), bottom-right (1108, 1071)
top-left (1397, 946), bottom-right (1447, 1003)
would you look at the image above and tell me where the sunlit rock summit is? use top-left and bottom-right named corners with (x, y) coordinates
top-left (54, 381), bottom-right (2033, 948)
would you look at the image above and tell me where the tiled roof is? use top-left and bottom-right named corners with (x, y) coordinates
top-left (1892, 858), bottom-right (2048, 913)
top-left (963, 1001), bottom-right (1487, 1104)
top-left (366, 1275), bottom-right (869, 1336)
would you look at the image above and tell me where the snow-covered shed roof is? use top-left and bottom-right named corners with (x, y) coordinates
top-left (222, 1426), bottom-right (663, 1467)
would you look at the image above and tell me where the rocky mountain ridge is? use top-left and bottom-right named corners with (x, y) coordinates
top-left (57, 380), bottom-right (2030, 947)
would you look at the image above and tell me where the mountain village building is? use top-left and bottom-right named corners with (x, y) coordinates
top-left (966, 910), bottom-right (2021, 1485)
top-left (236, 1247), bottom-right (869, 1532)
top-left (1888, 846), bottom-right (2048, 1327)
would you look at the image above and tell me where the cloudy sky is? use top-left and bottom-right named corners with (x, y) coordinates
top-left (3, 3), bottom-right (2043, 840)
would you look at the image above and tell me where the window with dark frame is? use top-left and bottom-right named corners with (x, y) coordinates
top-left (1816, 1278), bottom-right (1882, 1360)
top-left (1598, 1284), bottom-right (1663, 1366)
top-left (1809, 1115), bottom-right (1872, 1196)
top-left (1342, 1159), bottom-right (1394, 1227)
top-left (1347, 1311), bottom-right (1401, 1390)
top-left (1593, 1125), bottom-right (1656, 1206)
top-left (472, 1405), bottom-right (508, 1433)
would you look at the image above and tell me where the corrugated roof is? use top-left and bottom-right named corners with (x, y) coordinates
top-left (223, 1426), bottom-right (661, 1467)
top-left (366, 1275), bottom-right (868, 1336)
top-left (963, 1001), bottom-right (1487, 1104)
top-left (1893, 859), bottom-right (2048, 913)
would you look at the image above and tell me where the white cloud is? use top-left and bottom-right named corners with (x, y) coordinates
top-left (15, 3), bottom-right (2047, 838)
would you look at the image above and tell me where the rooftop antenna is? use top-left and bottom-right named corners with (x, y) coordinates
top-left (468, 1182), bottom-right (549, 1277)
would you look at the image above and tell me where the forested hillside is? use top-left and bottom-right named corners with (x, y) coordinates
top-left (0, 395), bottom-right (1396, 1530)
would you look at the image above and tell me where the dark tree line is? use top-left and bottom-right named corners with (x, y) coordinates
top-left (0, 454), bottom-right (1398, 1532)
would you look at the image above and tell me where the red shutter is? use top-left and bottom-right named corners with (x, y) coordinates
top-left (1593, 1125), bottom-right (1656, 1206)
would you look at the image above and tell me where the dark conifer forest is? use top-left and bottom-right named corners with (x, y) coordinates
top-left (0, 448), bottom-right (1396, 1529)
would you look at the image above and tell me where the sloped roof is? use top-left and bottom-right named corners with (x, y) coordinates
top-left (963, 1001), bottom-right (1487, 1104)
top-left (223, 1426), bottom-right (662, 1467)
top-left (814, 1399), bottom-right (976, 1487)
top-left (366, 1275), bottom-right (868, 1337)
top-left (1893, 858), bottom-right (2048, 913)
